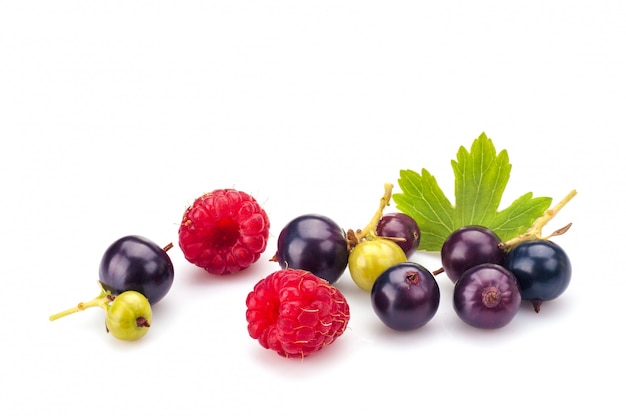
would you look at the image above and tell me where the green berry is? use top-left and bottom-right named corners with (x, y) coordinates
top-left (105, 291), bottom-right (152, 341)
top-left (348, 238), bottom-right (407, 291)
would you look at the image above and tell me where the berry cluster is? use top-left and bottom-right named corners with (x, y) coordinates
top-left (50, 189), bottom-right (271, 342)
top-left (439, 201), bottom-right (574, 328)
top-left (49, 235), bottom-right (175, 341)
top-left (270, 183), bottom-right (442, 333)
top-left (272, 185), bottom-right (575, 334)
top-left (49, 180), bottom-right (575, 358)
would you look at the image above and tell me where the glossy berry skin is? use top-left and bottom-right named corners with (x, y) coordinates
top-left (376, 212), bottom-right (421, 257)
top-left (441, 225), bottom-right (504, 283)
top-left (348, 238), bottom-right (407, 292)
top-left (99, 235), bottom-right (174, 305)
top-left (371, 262), bottom-right (439, 331)
top-left (274, 214), bottom-right (349, 284)
top-left (105, 291), bottom-right (152, 341)
top-left (503, 240), bottom-right (572, 312)
top-left (178, 189), bottom-right (270, 275)
top-left (245, 269), bottom-right (350, 358)
top-left (453, 264), bottom-right (521, 329)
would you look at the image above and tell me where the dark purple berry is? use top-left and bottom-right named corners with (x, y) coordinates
top-left (371, 262), bottom-right (440, 331)
top-left (441, 225), bottom-right (504, 283)
top-left (503, 239), bottom-right (572, 312)
top-left (376, 213), bottom-right (421, 257)
top-left (453, 263), bottom-right (521, 329)
top-left (99, 235), bottom-right (174, 305)
top-left (274, 214), bottom-right (349, 284)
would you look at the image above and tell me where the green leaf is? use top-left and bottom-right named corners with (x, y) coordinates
top-left (393, 133), bottom-right (552, 252)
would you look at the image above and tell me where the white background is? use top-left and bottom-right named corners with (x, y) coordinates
top-left (1, 1), bottom-right (624, 415)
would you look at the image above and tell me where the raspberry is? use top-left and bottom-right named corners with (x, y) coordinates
top-left (178, 189), bottom-right (270, 275)
top-left (245, 269), bottom-right (350, 358)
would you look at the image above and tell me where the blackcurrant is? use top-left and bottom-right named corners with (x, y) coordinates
top-left (371, 262), bottom-right (440, 331)
top-left (453, 263), bottom-right (521, 329)
top-left (375, 212), bottom-right (421, 257)
top-left (99, 235), bottom-right (174, 305)
top-left (441, 225), bottom-right (504, 283)
top-left (274, 214), bottom-right (349, 284)
top-left (503, 239), bottom-right (572, 312)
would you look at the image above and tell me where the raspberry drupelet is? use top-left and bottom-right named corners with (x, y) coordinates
top-left (246, 269), bottom-right (350, 358)
top-left (178, 189), bottom-right (270, 275)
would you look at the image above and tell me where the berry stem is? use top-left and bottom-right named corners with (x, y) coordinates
top-left (49, 289), bottom-right (113, 321)
top-left (500, 189), bottom-right (577, 250)
top-left (356, 182), bottom-right (394, 241)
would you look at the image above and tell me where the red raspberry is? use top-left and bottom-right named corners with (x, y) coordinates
top-left (245, 269), bottom-right (350, 358)
top-left (178, 189), bottom-right (270, 275)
